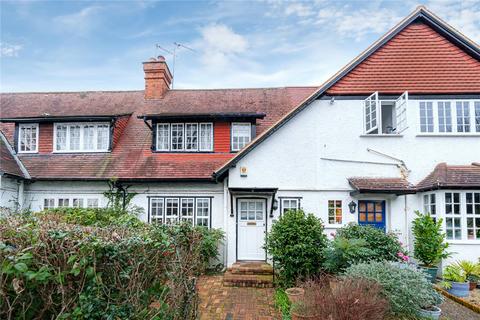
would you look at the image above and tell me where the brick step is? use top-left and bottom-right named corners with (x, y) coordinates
top-left (223, 271), bottom-right (273, 288)
top-left (227, 262), bottom-right (273, 275)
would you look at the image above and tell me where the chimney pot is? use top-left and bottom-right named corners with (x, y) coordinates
top-left (143, 57), bottom-right (172, 99)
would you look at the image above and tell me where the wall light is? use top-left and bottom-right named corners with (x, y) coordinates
top-left (348, 201), bottom-right (357, 214)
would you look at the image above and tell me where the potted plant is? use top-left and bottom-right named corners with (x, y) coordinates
top-left (411, 211), bottom-right (450, 283)
top-left (453, 260), bottom-right (480, 290)
top-left (290, 302), bottom-right (318, 320)
top-left (285, 287), bottom-right (305, 304)
top-left (441, 264), bottom-right (469, 297)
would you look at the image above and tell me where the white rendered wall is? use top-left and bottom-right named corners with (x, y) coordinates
top-left (227, 98), bottom-right (480, 265)
top-left (0, 175), bottom-right (20, 211)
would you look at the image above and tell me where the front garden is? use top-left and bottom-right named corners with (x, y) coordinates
top-left (0, 207), bottom-right (224, 319)
top-left (267, 210), bottom-right (480, 320)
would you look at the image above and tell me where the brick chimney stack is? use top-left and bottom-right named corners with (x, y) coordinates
top-left (143, 56), bottom-right (173, 99)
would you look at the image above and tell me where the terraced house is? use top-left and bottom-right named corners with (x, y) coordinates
top-left (1, 6), bottom-right (479, 268)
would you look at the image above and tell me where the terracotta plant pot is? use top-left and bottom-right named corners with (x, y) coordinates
top-left (285, 287), bottom-right (305, 305)
top-left (291, 312), bottom-right (318, 320)
top-left (469, 281), bottom-right (477, 291)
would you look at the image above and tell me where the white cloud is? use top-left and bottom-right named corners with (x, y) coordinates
top-left (53, 5), bottom-right (103, 36)
top-left (198, 24), bottom-right (248, 68)
top-left (285, 3), bottom-right (314, 17)
top-left (0, 42), bottom-right (23, 57)
top-left (426, 0), bottom-right (480, 43)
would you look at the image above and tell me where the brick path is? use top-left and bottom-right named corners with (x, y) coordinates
top-left (197, 275), bottom-right (281, 320)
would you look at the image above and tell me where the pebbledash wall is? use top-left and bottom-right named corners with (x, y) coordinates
top-left (226, 97), bottom-right (480, 267)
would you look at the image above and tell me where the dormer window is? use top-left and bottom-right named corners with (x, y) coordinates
top-left (231, 122), bottom-right (251, 151)
top-left (364, 91), bottom-right (408, 135)
top-left (54, 122), bottom-right (110, 152)
top-left (18, 123), bottom-right (39, 153)
top-left (156, 122), bottom-right (213, 152)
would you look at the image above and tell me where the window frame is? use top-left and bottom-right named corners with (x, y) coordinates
top-left (53, 122), bottom-right (111, 153)
top-left (17, 123), bottom-right (39, 153)
top-left (148, 196), bottom-right (212, 228)
top-left (417, 100), bottom-right (480, 135)
top-left (155, 122), bottom-right (213, 152)
top-left (280, 198), bottom-right (300, 215)
top-left (327, 200), bottom-right (343, 225)
top-left (231, 122), bottom-right (252, 151)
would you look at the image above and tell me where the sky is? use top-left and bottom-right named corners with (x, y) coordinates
top-left (1, 0), bottom-right (479, 93)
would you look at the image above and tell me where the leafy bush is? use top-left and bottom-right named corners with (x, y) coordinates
top-left (44, 207), bottom-right (145, 228)
top-left (323, 224), bottom-right (405, 273)
top-left (412, 211), bottom-right (450, 267)
top-left (0, 211), bottom-right (224, 319)
top-left (292, 276), bottom-right (389, 320)
top-left (344, 261), bottom-right (443, 317)
top-left (441, 263), bottom-right (469, 289)
top-left (265, 210), bottom-right (328, 287)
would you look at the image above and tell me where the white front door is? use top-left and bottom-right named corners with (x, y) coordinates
top-left (237, 199), bottom-right (266, 260)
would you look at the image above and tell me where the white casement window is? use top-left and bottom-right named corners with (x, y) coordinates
top-left (72, 198), bottom-right (84, 208)
top-left (466, 192), bottom-right (480, 240)
top-left (423, 193), bottom-right (437, 218)
top-left (156, 123), bottom-right (170, 151)
top-left (445, 192), bottom-right (461, 240)
top-left (149, 197), bottom-right (211, 227)
top-left (58, 198), bottom-right (70, 208)
top-left (328, 200), bottom-right (343, 225)
top-left (281, 198), bottom-right (300, 214)
top-left (419, 102), bottom-right (434, 133)
top-left (156, 122), bottom-right (213, 152)
top-left (165, 198), bottom-right (180, 224)
top-left (87, 199), bottom-right (99, 208)
top-left (475, 102), bottom-right (480, 132)
top-left (456, 101), bottom-right (471, 133)
top-left (363, 91), bottom-right (408, 135)
top-left (196, 198), bottom-right (210, 227)
top-left (18, 123), bottom-right (39, 153)
top-left (54, 123), bottom-right (110, 152)
top-left (199, 123), bottom-right (213, 151)
top-left (419, 100), bottom-right (480, 134)
top-left (437, 102), bottom-right (453, 133)
top-left (43, 198), bottom-right (55, 210)
top-left (185, 124), bottom-right (198, 151)
top-left (170, 124), bottom-right (184, 150)
top-left (150, 198), bottom-right (164, 224)
top-left (181, 198), bottom-right (195, 225)
top-left (364, 92), bottom-right (379, 134)
top-left (231, 123), bottom-right (251, 151)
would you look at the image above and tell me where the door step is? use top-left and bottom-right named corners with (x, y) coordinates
top-left (223, 261), bottom-right (273, 288)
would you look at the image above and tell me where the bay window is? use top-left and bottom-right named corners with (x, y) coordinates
top-left (445, 192), bottom-right (461, 240)
top-left (466, 192), bottom-right (480, 240)
top-left (54, 123), bottom-right (110, 152)
top-left (231, 122), bottom-right (251, 151)
top-left (18, 123), bottom-right (39, 153)
top-left (423, 193), bottom-right (436, 220)
top-left (156, 122), bottom-right (213, 152)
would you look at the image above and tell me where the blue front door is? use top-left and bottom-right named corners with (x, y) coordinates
top-left (358, 200), bottom-right (386, 231)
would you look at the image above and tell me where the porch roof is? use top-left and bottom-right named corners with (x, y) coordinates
top-left (416, 163), bottom-right (480, 191)
top-left (348, 177), bottom-right (416, 195)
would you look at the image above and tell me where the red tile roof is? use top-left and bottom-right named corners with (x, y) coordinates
top-left (348, 177), bottom-right (416, 194)
top-left (416, 163), bottom-right (480, 191)
top-left (327, 22), bottom-right (480, 95)
top-left (0, 87), bottom-right (317, 180)
top-left (0, 134), bottom-right (25, 178)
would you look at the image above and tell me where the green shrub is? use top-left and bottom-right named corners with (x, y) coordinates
top-left (274, 289), bottom-right (291, 320)
top-left (412, 211), bottom-right (450, 267)
top-left (265, 210), bottom-right (328, 287)
top-left (344, 261), bottom-right (443, 317)
top-left (324, 223), bottom-right (405, 274)
top-left (0, 212), bottom-right (224, 319)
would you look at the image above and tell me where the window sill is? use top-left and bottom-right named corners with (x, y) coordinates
top-left (359, 134), bottom-right (403, 138)
top-left (52, 151), bottom-right (110, 154)
top-left (324, 224), bottom-right (344, 229)
top-left (17, 151), bottom-right (38, 154)
top-left (416, 134), bottom-right (480, 137)
top-left (447, 240), bottom-right (480, 245)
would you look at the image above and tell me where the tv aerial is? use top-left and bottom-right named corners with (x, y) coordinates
top-left (156, 42), bottom-right (196, 88)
